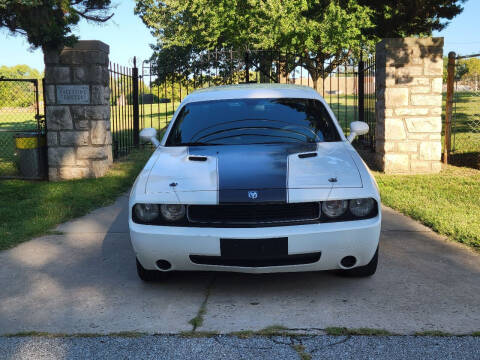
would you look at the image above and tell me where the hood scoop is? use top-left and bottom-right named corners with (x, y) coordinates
top-left (298, 152), bottom-right (317, 159)
top-left (188, 155), bottom-right (208, 161)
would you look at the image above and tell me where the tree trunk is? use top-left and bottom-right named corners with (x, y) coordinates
top-left (277, 58), bottom-right (289, 84)
top-left (309, 69), bottom-right (321, 92)
top-left (259, 56), bottom-right (272, 83)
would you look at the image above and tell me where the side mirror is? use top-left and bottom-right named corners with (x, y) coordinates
top-left (139, 127), bottom-right (160, 147)
top-left (347, 121), bottom-right (369, 143)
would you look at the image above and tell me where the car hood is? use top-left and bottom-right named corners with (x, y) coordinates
top-left (145, 142), bottom-right (362, 202)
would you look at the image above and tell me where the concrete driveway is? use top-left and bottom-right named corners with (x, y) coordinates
top-left (0, 195), bottom-right (479, 335)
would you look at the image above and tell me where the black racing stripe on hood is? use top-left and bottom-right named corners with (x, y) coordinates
top-left (189, 143), bottom-right (317, 203)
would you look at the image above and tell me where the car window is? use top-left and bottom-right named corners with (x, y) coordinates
top-left (166, 98), bottom-right (341, 146)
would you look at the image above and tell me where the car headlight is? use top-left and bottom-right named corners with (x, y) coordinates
top-left (321, 200), bottom-right (348, 218)
top-left (349, 198), bottom-right (375, 217)
top-left (134, 203), bottom-right (160, 222)
top-left (160, 204), bottom-right (186, 222)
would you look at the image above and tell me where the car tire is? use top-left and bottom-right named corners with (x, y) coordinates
top-left (136, 258), bottom-right (166, 282)
top-left (339, 247), bottom-right (378, 277)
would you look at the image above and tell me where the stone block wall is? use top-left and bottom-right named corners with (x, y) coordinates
top-left (44, 41), bottom-right (112, 181)
top-left (375, 38), bottom-right (444, 173)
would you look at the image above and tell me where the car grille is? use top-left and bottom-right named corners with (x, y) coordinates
top-left (189, 253), bottom-right (321, 267)
top-left (187, 202), bottom-right (320, 227)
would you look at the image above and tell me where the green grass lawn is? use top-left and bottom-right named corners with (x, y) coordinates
top-left (375, 165), bottom-right (480, 251)
top-left (0, 150), bottom-right (151, 251)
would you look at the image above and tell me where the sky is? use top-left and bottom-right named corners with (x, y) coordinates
top-left (0, 0), bottom-right (479, 73)
top-left (0, 1), bottom-right (155, 72)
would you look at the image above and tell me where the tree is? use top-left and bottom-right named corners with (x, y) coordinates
top-left (456, 58), bottom-right (480, 91)
top-left (0, 64), bottom-right (42, 79)
top-left (464, 58), bottom-right (480, 78)
top-left (356, 0), bottom-right (465, 37)
top-left (136, 0), bottom-right (465, 89)
top-left (442, 56), bottom-right (480, 84)
top-left (0, 0), bottom-right (113, 50)
top-left (135, 0), bottom-right (374, 90)
top-left (0, 65), bottom-right (43, 108)
top-left (259, 0), bottom-right (373, 88)
top-left (464, 58), bottom-right (480, 91)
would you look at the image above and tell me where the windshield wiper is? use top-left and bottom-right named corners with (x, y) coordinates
top-left (203, 133), bottom-right (307, 144)
top-left (193, 126), bottom-right (317, 143)
top-left (175, 142), bottom-right (221, 146)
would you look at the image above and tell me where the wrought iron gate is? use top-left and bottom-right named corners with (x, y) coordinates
top-left (139, 49), bottom-right (376, 150)
top-left (109, 60), bottom-right (140, 159)
top-left (0, 78), bottom-right (46, 179)
top-left (108, 50), bottom-right (376, 157)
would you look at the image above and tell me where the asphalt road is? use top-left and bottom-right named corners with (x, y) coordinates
top-left (0, 194), bottom-right (479, 336)
top-left (1, 335), bottom-right (479, 360)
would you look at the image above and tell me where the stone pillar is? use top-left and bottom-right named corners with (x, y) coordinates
top-left (44, 40), bottom-right (112, 181)
top-left (375, 38), bottom-right (443, 174)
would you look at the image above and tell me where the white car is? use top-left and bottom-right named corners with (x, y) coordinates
top-left (129, 84), bottom-right (381, 281)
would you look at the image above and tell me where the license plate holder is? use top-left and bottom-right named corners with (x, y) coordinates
top-left (220, 237), bottom-right (288, 259)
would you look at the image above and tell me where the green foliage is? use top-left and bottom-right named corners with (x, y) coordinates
top-left (443, 56), bottom-right (480, 83)
top-left (0, 0), bottom-right (113, 50)
top-left (135, 0), bottom-right (374, 88)
top-left (0, 65), bottom-right (43, 108)
top-left (356, 0), bottom-right (465, 37)
top-left (462, 58), bottom-right (480, 78)
top-left (136, 0), bottom-right (465, 89)
top-left (0, 64), bottom-right (42, 79)
top-left (256, 0), bottom-right (374, 85)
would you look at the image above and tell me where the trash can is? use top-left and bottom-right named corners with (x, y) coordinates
top-left (14, 132), bottom-right (46, 178)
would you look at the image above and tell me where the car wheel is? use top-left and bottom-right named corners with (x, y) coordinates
top-left (339, 247), bottom-right (378, 277)
top-left (136, 258), bottom-right (166, 282)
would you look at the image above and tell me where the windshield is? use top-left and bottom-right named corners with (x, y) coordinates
top-left (166, 98), bottom-right (341, 146)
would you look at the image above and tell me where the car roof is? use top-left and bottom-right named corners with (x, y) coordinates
top-left (181, 84), bottom-right (322, 104)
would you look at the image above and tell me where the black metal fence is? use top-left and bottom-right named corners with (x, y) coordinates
top-left (140, 49), bottom-right (376, 150)
top-left (110, 50), bottom-right (376, 157)
top-left (109, 60), bottom-right (139, 159)
top-left (357, 56), bottom-right (376, 150)
top-left (0, 78), bottom-right (46, 179)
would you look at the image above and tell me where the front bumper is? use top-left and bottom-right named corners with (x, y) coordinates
top-left (129, 215), bottom-right (381, 274)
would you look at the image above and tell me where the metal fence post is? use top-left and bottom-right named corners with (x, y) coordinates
top-left (444, 51), bottom-right (456, 164)
top-left (132, 56), bottom-right (140, 148)
top-left (358, 59), bottom-right (365, 123)
top-left (245, 51), bottom-right (250, 83)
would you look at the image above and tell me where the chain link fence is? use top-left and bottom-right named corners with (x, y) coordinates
top-left (0, 78), bottom-right (46, 179)
top-left (444, 53), bottom-right (480, 169)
